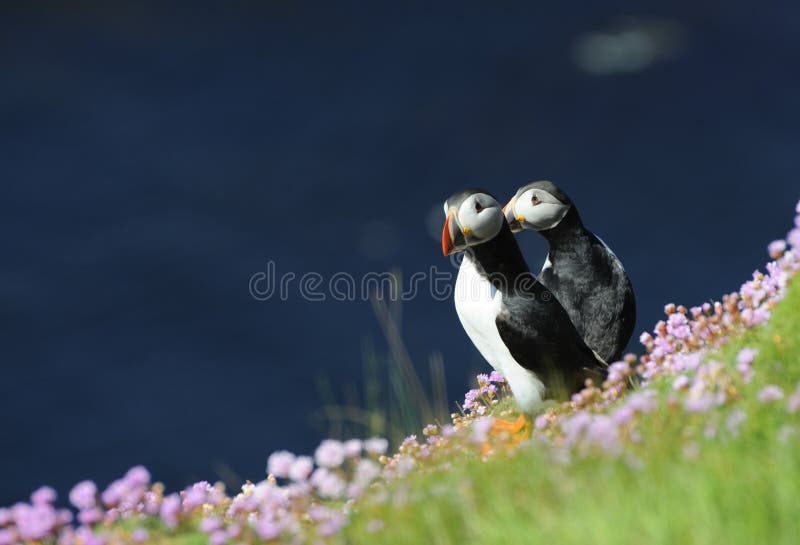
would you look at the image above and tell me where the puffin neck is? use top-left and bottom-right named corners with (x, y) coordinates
top-left (467, 224), bottom-right (534, 293)
top-left (538, 206), bottom-right (592, 252)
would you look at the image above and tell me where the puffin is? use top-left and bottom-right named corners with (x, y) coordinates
top-left (504, 181), bottom-right (636, 363)
top-left (442, 188), bottom-right (605, 425)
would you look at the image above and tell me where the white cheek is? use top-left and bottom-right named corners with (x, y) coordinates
top-left (520, 202), bottom-right (569, 230)
top-left (470, 209), bottom-right (504, 239)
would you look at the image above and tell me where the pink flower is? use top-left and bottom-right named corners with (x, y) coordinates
top-left (131, 528), bottom-right (149, 543)
top-left (626, 391), bottom-right (656, 413)
top-left (200, 516), bottom-right (222, 533)
top-left (585, 415), bottom-right (621, 455)
top-left (471, 417), bottom-right (494, 443)
top-left (159, 494), bottom-right (181, 529)
top-left (210, 530), bottom-right (227, 545)
top-left (69, 481), bottom-right (97, 511)
top-left (489, 371), bottom-right (505, 383)
top-left (288, 456), bottom-right (314, 482)
top-left (256, 519), bottom-right (282, 540)
top-left (344, 439), bottom-right (362, 457)
top-left (364, 437), bottom-right (389, 455)
top-left (612, 406), bottom-right (634, 425)
top-left (684, 394), bottom-right (714, 413)
top-left (310, 469), bottom-right (345, 498)
top-left (787, 392), bottom-right (800, 414)
top-left (726, 409), bottom-right (747, 433)
top-left (736, 348), bottom-right (757, 366)
top-left (0, 529), bottom-right (15, 545)
top-left (666, 313), bottom-right (690, 339)
top-left (315, 440), bottom-right (346, 468)
top-left (124, 466), bottom-right (150, 487)
top-left (77, 508), bottom-right (103, 525)
top-left (788, 228), bottom-right (800, 250)
top-left (266, 451), bottom-right (295, 478)
top-left (768, 239), bottom-right (787, 258)
top-left (12, 503), bottom-right (57, 541)
top-left (758, 385), bottom-right (784, 403)
top-left (672, 375), bottom-right (690, 391)
top-left (30, 486), bottom-right (56, 506)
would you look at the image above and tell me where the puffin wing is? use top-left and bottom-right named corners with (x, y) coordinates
top-left (495, 298), bottom-right (604, 394)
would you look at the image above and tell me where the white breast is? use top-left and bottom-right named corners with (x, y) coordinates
top-left (453, 254), bottom-right (545, 413)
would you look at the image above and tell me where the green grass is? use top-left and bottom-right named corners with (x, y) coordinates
top-left (345, 277), bottom-right (800, 545)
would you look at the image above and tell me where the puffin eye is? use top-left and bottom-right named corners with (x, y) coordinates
top-left (531, 195), bottom-right (541, 205)
top-left (474, 201), bottom-right (484, 212)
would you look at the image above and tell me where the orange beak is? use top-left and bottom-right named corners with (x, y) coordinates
top-left (441, 209), bottom-right (467, 256)
top-left (442, 212), bottom-right (453, 256)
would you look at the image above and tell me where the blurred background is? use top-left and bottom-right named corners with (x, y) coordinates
top-left (2, 1), bottom-right (799, 505)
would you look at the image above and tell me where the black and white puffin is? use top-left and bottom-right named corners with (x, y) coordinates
top-left (504, 181), bottom-right (636, 363)
top-left (442, 189), bottom-right (605, 418)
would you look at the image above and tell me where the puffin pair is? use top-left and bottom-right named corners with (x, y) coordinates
top-left (442, 183), bottom-right (635, 426)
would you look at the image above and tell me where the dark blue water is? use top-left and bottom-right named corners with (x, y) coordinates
top-left (2, 2), bottom-right (799, 504)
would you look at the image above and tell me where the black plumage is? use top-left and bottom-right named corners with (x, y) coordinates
top-left (519, 182), bottom-right (636, 362)
top-left (445, 188), bottom-right (606, 396)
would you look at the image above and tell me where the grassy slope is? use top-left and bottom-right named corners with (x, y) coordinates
top-left (346, 277), bottom-right (800, 545)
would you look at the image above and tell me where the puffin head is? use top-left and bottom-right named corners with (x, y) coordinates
top-left (441, 189), bottom-right (505, 256)
top-left (503, 180), bottom-right (573, 233)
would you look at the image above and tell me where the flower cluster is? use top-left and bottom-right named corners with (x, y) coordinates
top-left (2, 199), bottom-right (799, 545)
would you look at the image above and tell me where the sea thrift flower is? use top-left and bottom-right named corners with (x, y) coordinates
top-left (68, 481), bottom-right (97, 510)
top-left (684, 394), bottom-right (714, 413)
top-left (768, 239), bottom-right (787, 258)
top-left (789, 229), bottom-right (800, 249)
top-left (672, 375), bottom-right (690, 391)
top-left (131, 528), bottom-right (149, 543)
top-left (124, 466), bottom-right (150, 487)
top-left (626, 391), bottom-right (657, 413)
top-left (758, 385), bottom-right (784, 403)
top-left (364, 437), bottom-right (389, 455)
top-left (726, 409), bottom-right (747, 433)
top-left (584, 415), bottom-right (621, 455)
top-left (612, 406), bottom-right (635, 425)
top-left (787, 386), bottom-right (800, 414)
top-left (315, 440), bottom-right (346, 468)
top-left (489, 371), bottom-right (505, 383)
top-left (353, 459), bottom-right (381, 488)
top-left (200, 516), bottom-right (223, 533)
top-left (256, 519), bottom-right (282, 540)
top-left (77, 508), bottom-right (103, 525)
top-left (344, 439), bottom-right (362, 457)
top-left (666, 312), bottom-right (690, 339)
top-left (288, 456), bottom-right (314, 481)
top-left (183, 482), bottom-right (209, 512)
top-left (12, 503), bottom-right (57, 541)
top-left (471, 417), bottom-right (494, 443)
top-left (0, 530), bottom-right (14, 545)
top-left (310, 468), bottom-right (345, 498)
top-left (736, 348), bottom-right (757, 366)
top-left (422, 424), bottom-right (438, 436)
top-left (30, 486), bottom-right (56, 506)
top-left (267, 450), bottom-right (295, 478)
top-left (209, 530), bottom-right (226, 545)
top-left (159, 494), bottom-right (181, 529)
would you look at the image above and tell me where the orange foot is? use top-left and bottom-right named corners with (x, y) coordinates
top-left (489, 414), bottom-right (531, 445)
